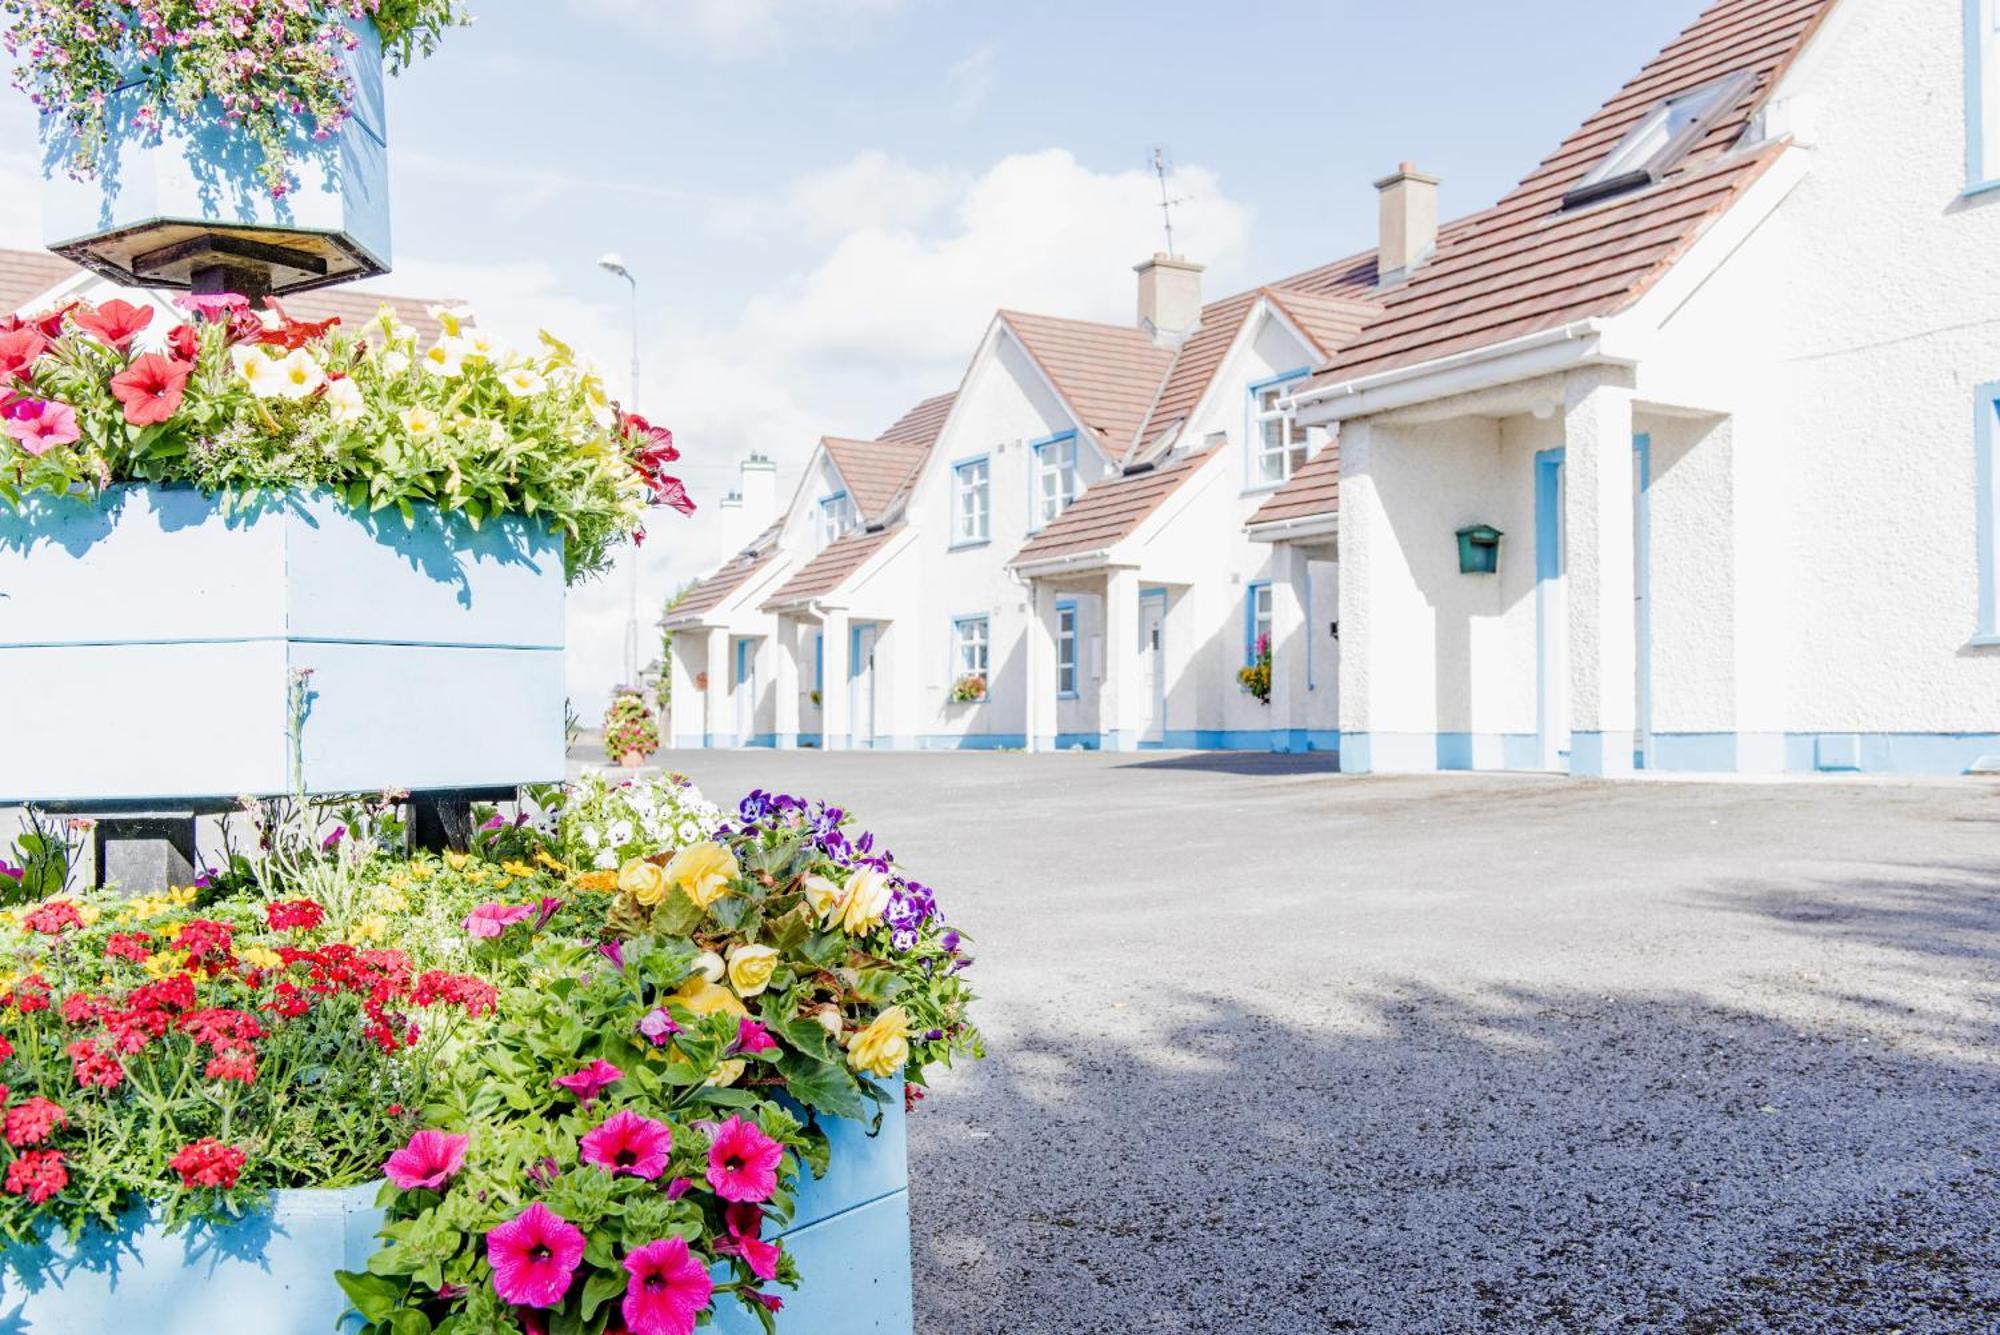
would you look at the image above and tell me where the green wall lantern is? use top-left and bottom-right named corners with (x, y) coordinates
top-left (1456, 524), bottom-right (1503, 575)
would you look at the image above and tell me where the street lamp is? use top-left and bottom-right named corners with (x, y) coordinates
top-left (598, 252), bottom-right (644, 691)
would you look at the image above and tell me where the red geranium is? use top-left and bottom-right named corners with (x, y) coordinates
top-left (3, 1097), bottom-right (68, 1148)
top-left (64, 1039), bottom-right (124, 1091)
top-left (264, 899), bottom-right (325, 932)
top-left (8, 976), bottom-right (51, 1014)
top-left (205, 1051), bottom-right (257, 1084)
top-left (21, 900), bottom-right (83, 935)
top-left (174, 919), bottom-right (236, 973)
top-left (109, 354), bottom-right (192, 426)
top-left (4, 1149), bottom-right (67, 1203)
top-left (169, 1137), bottom-right (246, 1190)
top-left (104, 931), bottom-right (152, 963)
top-left (72, 299), bottom-right (153, 352)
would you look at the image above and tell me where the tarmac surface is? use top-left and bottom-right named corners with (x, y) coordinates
top-left (648, 749), bottom-right (2000, 1333)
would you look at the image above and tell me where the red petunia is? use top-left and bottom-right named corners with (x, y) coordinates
top-left (73, 299), bottom-right (153, 352)
top-left (3, 1097), bottom-right (67, 1148)
top-left (5, 1149), bottom-right (66, 1203)
top-left (166, 323), bottom-right (198, 363)
top-left (0, 328), bottom-right (46, 383)
top-left (109, 354), bottom-right (192, 426)
top-left (255, 299), bottom-right (339, 350)
top-left (169, 1137), bottom-right (247, 1190)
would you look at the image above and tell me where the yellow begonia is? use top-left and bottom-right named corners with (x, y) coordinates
top-left (671, 977), bottom-right (748, 1019)
top-left (618, 859), bottom-right (669, 905)
top-left (726, 944), bottom-right (779, 999)
top-left (839, 870), bottom-right (894, 935)
top-left (802, 875), bottom-right (843, 921)
top-left (847, 1006), bottom-right (911, 1079)
top-left (664, 843), bottom-right (738, 910)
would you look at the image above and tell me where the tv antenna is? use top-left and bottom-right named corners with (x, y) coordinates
top-left (1148, 146), bottom-right (1190, 258)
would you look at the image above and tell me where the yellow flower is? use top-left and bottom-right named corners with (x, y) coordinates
top-left (444, 851), bottom-right (469, 871)
top-left (142, 952), bottom-right (181, 979)
top-left (77, 904), bottom-right (101, 927)
top-left (846, 1006), bottom-right (910, 1079)
top-left (239, 945), bottom-right (283, 971)
top-left (467, 866), bottom-right (490, 884)
top-left (665, 843), bottom-right (739, 910)
top-left (408, 861), bottom-right (433, 883)
top-left (839, 869), bottom-right (894, 935)
top-left (158, 922), bottom-right (187, 944)
top-left (387, 872), bottom-right (409, 891)
top-left (347, 915), bottom-right (388, 945)
top-left (534, 850), bottom-right (571, 875)
top-left (371, 886), bottom-right (408, 913)
top-left (618, 859), bottom-right (669, 906)
top-left (802, 874), bottom-right (844, 921)
top-left (706, 1059), bottom-right (748, 1089)
top-left (573, 869), bottom-right (620, 893)
top-left (671, 977), bottom-right (748, 1019)
top-left (726, 944), bottom-right (780, 999)
top-left (502, 860), bottom-right (538, 880)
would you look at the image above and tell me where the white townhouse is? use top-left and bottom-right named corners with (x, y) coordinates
top-left (663, 395), bottom-right (952, 749)
top-left (1270, 0), bottom-right (2000, 776)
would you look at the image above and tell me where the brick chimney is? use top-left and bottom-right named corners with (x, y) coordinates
top-left (1134, 253), bottom-right (1204, 347)
top-left (1374, 162), bottom-right (1440, 286)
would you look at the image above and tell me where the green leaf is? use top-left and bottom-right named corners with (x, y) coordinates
top-left (336, 1269), bottom-right (407, 1323)
top-left (580, 1268), bottom-right (625, 1321)
top-left (775, 1053), bottom-right (866, 1120)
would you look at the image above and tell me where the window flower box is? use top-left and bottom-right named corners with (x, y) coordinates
top-left (949, 674), bottom-right (988, 705)
top-left (0, 485), bottom-right (566, 803)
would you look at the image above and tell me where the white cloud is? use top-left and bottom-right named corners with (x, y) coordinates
top-left (945, 44), bottom-right (998, 118)
top-left (361, 147), bottom-right (1257, 716)
top-left (579, 0), bottom-right (906, 56)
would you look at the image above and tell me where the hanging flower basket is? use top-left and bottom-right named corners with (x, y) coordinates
top-left (1238, 634), bottom-right (1272, 705)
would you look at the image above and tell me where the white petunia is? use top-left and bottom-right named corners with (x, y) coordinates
top-left (275, 348), bottom-right (326, 400)
top-left (501, 366), bottom-right (547, 398)
top-left (426, 304), bottom-right (476, 338)
top-left (323, 376), bottom-right (366, 423)
top-left (231, 345), bottom-right (284, 398)
top-left (420, 337), bottom-right (468, 378)
top-left (379, 349), bottom-right (411, 377)
top-left (400, 406), bottom-right (440, 439)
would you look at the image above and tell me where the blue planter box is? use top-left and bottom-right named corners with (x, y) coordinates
top-left (0, 1098), bottom-right (910, 1333)
top-left (0, 486), bottom-right (566, 804)
top-left (41, 16), bottom-right (390, 291)
top-left (0, 1182), bottom-right (382, 1335)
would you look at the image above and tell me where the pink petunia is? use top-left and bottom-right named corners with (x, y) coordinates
top-left (461, 902), bottom-right (533, 939)
top-left (175, 292), bottom-right (250, 322)
top-left (579, 1108), bottom-right (673, 1181)
top-left (382, 1129), bottom-right (468, 1191)
top-left (705, 1115), bottom-right (784, 1204)
top-left (734, 1017), bottom-right (777, 1055)
top-left (715, 1203), bottom-right (782, 1282)
top-left (551, 1058), bottom-right (622, 1106)
top-left (620, 1236), bottom-right (714, 1335)
top-left (485, 1202), bottom-right (584, 1309)
top-left (1, 399), bottom-right (79, 456)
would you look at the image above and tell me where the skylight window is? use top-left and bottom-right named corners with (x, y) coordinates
top-left (1563, 70), bottom-right (1754, 210)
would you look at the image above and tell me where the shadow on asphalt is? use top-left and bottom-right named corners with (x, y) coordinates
top-left (1108, 751), bottom-right (1343, 778)
top-left (912, 969), bottom-right (2000, 1333)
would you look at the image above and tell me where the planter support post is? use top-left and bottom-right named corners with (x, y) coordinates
top-left (93, 811), bottom-right (198, 894)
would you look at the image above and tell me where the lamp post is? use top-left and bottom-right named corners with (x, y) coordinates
top-left (598, 252), bottom-right (643, 691)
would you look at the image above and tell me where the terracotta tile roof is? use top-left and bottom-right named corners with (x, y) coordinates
top-left (1247, 442), bottom-right (1342, 531)
top-left (1011, 450), bottom-right (1220, 569)
top-left (663, 525), bottom-right (780, 627)
top-left (822, 436), bottom-right (932, 525)
top-left (877, 391), bottom-right (955, 446)
top-left (1265, 289), bottom-right (1382, 363)
top-left (998, 310), bottom-right (1175, 457)
top-left (1, 246), bottom-right (448, 342)
top-left (1126, 290), bottom-right (1262, 462)
top-left (760, 526), bottom-right (899, 611)
top-left (1314, 0), bottom-right (1836, 386)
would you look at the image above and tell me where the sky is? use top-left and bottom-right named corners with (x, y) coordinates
top-left (0, 1), bottom-right (1708, 716)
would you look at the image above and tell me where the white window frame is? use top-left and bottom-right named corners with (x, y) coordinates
top-left (1564, 70), bottom-right (1753, 210)
top-left (1248, 370), bottom-right (1312, 490)
top-left (1247, 582), bottom-right (1273, 665)
top-left (952, 457), bottom-right (990, 546)
top-left (817, 491), bottom-right (857, 550)
top-left (1032, 432), bottom-right (1080, 527)
top-left (1056, 601), bottom-right (1079, 697)
top-left (1977, 383), bottom-right (2000, 645)
top-left (953, 615), bottom-right (990, 678)
top-left (1970, 0), bottom-right (2000, 192)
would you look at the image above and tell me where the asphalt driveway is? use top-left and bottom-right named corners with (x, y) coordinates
top-left (647, 750), bottom-right (2000, 1333)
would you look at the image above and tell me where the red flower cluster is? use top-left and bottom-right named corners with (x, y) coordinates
top-left (108, 354), bottom-right (192, 427)
top-left (5, 1149), bottom-right (67, 1203)
top-left (64, 1039), bottom-right (124, 1090)
top-left (255, 301), bottom-right (339, 351)
top-left (205, 1051), bottom-right (256, 1084)
top-left (21, 900), bottom-right (83, 935)
top-left (621, 413), bottom-right (695, 517)
top-left (264, 900), bottom-right (325, 933)
top-left (413, 970), bottom-right (500, 1018)
top-left (168, 1138), bottom-right (246, 1191)
top-left (4, 1096), bottom-right (67, 1148)
top-left (7, 975), bottom-right (51, 1014)
top-left (104, 931), bottom-right (153, 963)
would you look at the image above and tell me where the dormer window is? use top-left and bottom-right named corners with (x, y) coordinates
top-left (1563, 70), bottom-right (1754, 211)
top-left (817, 491), bottom-right (857, 550)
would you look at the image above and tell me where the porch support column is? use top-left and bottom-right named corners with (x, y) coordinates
top-left (1334, 420), bottom-right (1409, 773)
top-left (1563, 369), bottom-right (1638, 776)
top-left (667, 628), bottom-right (703, 749)
top-left (772, 615), bottom-right (801, 750)
top-left (703, 629), bottom-right (729, 749)
top-left (1024, 580), bottom-right (1061, 752)
top-left (1268, 543), bottom-right (1310, 753)
top-left (1101, 568), bottom-right (1144, 751)
top-left (821, 608), bottom-right (851, 751)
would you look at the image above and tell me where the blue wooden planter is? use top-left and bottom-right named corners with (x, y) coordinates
top-left (0, 485), bottom-right (567, 804)
top-left (0, 1182), bottom-right (383, 1335)
top-left (713, 1084), bottom-right (914, 1334)
top-left (41, 16), bottom-right (390, 292)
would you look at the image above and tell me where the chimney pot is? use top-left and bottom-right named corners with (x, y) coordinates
top-left (1374, 162), bottom-right (1441, 286)
top-left (1133, 253), bottom-right (1205, 347)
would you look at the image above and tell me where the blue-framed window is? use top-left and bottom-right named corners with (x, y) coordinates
top-left (952, 457), bottom-right (990, 545)
top-left (818, 491), bottom-right (857, 550)
top-left (814, 631), bottom-right (825, 695)
top-left (1031, 431), bottom-right (1080, 527)
top-left (1970, 0), bottom-right (2000, 192)
top-left (1245, 582), bottom-right (1272, 665)
top-left (1247, 369), bottom-right (1312, 489)
top-left (952, 615), bottom-right (990, 679)
top-left (1977, 384), bottom-right (2000, 643)
top-left (1056, 600), bottom-right (1079, 697)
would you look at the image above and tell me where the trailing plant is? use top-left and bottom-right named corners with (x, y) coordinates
top-left (0, 296), bottom-right (692, 582)
top-left (949, 673), bottom-right (987, 704)
top-left (604, 691), bottom-right (661, 765)
top-left (1238, 633), bottom-right (1272, 704)
top-left (4, 0), bottom-right (471, 196)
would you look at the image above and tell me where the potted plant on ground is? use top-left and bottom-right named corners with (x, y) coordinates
top-left (1238, 634), bottom-right (1272, 705)
top-left (605, 690), bottom-right (664, 768)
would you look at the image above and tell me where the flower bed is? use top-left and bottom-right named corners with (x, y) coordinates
top-left (0, 778), bottom-right (979, 1332)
